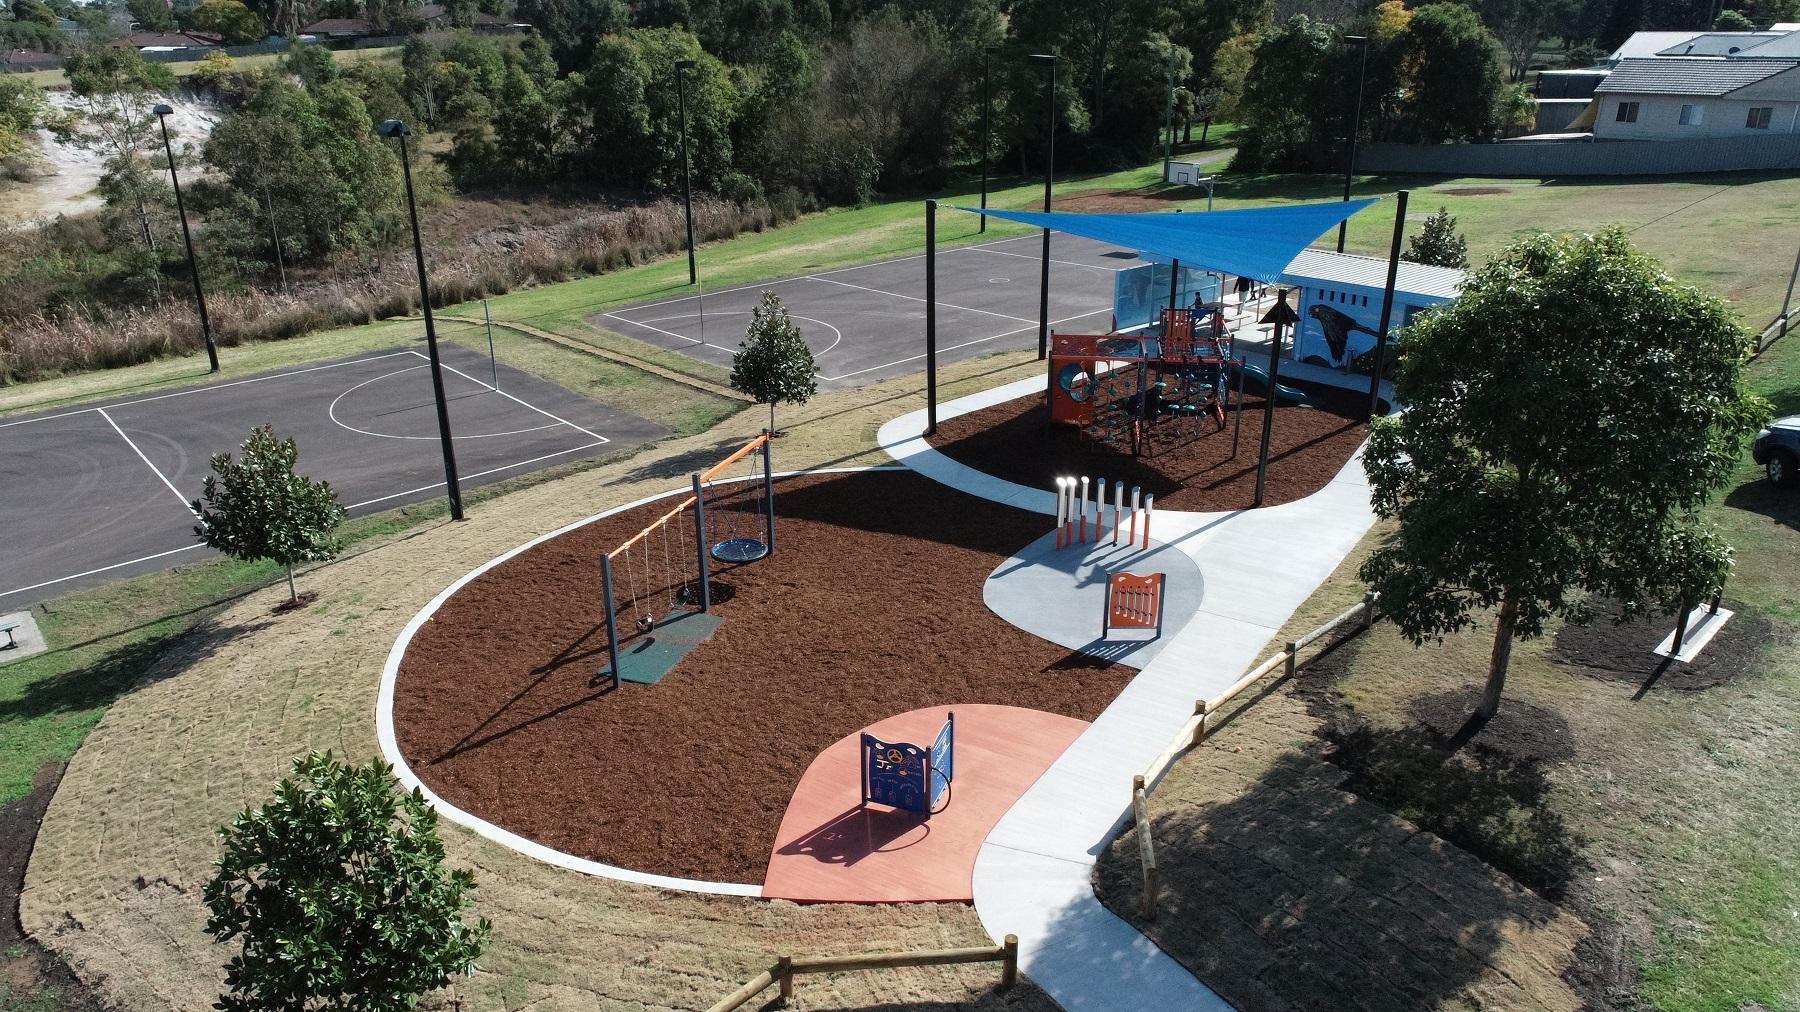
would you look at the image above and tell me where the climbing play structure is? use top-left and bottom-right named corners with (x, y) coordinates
top-left (1049, 307), bottom-right (1242, 457)
top-left (597, 432), bottom-right (775, 687)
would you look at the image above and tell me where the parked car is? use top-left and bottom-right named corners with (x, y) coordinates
top-left (1752, 416), bottom-right (1800, 487)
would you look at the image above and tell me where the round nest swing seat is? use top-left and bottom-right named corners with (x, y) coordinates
top-left (711, 537), bottom-right (769, 563)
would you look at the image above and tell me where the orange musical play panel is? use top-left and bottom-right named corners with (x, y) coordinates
top-left (762, 704), bottom-right (1088, 903)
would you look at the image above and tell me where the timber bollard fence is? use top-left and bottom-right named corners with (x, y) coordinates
top-left (707, 936), bottom-right (1019, 1012)
top-left (1127, 591), bottom-right (1380, 916)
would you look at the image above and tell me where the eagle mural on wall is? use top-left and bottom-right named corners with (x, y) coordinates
top-left (1307, 304), bottom-right (1381, 369)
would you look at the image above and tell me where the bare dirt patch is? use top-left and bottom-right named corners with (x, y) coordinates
top-left (393, 469), bottom-right (1133, 884)
top-left (2, 762), bottom-right (110, 1011)
top-left (925, 384), bottom-right (1369, 512)
top-left (1553, 597), bottom-right (1774, 691)
top-left (1437, 186), bottom-right (1515, 196)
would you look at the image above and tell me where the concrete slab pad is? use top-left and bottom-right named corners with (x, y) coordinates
top-left (1653, 605), bottom-right (1735, 662)
top-left (0, 610), bottom-right (47, 663)
top-left (984, 532), bottom-right (1204, 669)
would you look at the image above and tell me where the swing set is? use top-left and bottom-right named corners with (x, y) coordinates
top-left (596, 432), bottom-right (777, 688)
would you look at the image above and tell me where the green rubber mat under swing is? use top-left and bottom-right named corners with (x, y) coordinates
top-left (606, 608), bottom-right (724, 685)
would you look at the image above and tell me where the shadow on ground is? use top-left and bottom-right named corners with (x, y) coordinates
top-left (0, 616), bottom-right (267, 724)
top-left (1091, 743), bottom-right (1584, 1010)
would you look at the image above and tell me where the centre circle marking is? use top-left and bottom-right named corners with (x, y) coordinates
top-left (328, 365), bottom-right (564, 441)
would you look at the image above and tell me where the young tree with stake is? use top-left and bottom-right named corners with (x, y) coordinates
top-left (730, 290), bottom-right (818, 435)
top-left (203, 752), bottom-right (490, 1012)
top-left (1361, 229), bottom-right (1766, 721)
top-left (1402, 206), bottom-right (1468, 269)
top-left (192, 424), bottom-right (346, 606)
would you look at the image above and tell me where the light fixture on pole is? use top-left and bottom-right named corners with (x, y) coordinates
top-left (1031, 52), bottom-right (1056, 361)
top-left (379, 118), bottom-right (464, 522)
top-left (1337, 35), bottom-right (1370, 253)
top-left (979, 45), bottom-right (997, 234)
top-left (152, 103), bottom-right (218, 373)
top-left (675, 58), bottom-right (698, 286)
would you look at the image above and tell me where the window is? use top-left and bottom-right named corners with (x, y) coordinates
top-left (1747, 106), bottom-right (1773, 129)
top-left (1678, 103), bottom-right (1704, 126)
top-left (1615, 101), bottom-right (1640, 123)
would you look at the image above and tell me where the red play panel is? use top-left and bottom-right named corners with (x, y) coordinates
top-left (762, 704), bottom-right (1088, 903)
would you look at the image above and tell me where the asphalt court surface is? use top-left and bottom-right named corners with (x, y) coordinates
top-left (0, 342), bottom-right (664, 610)
top-left (597, 232), bottom-right (1137, 387)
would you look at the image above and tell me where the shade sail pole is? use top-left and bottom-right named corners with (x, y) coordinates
top-left (1365, 189), bottom-right (1408, 420)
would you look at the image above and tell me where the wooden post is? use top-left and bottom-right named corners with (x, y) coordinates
top-left (1192, 699), bottom-right (1209, 746)
top-left (1672, 599), bottom-right (1694, 654)
top-left (1132, 774), bottom-right (1157, 920)
top-left (1001, 935), bottom-right (1019, 989)
top-left (1285, 640), bottom-right (1298, 679)
top-left (777, 955), bottom-right (793, 1005)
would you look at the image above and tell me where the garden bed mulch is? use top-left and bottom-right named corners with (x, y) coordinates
top-left (392, 470), bottom-right (1133, 884)
top-left (925, 384), bottom-right (1371, 513)
top-left (1553, 597), bottom-right (1774, 691)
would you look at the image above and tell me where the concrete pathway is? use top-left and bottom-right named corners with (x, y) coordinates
top-left (879, 374), bottom-right (1379, 1012)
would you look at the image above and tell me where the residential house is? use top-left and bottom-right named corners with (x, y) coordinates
top-left (1591, 56), bottom-right (1800, 139)
top-left (110, 29), bottom-right (223, 52)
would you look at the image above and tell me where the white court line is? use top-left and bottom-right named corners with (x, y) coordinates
top-left (597, 232), bottom-right (1105, 320)
top-left (328, 364), bottom-right (564, 441)
top-left (818, 308), bottom-right (1111, 382)
top-left (0, 543), bottom-right (206, 601)
top-left (968, 244), bottom-right (1130, 273)
top-left (0, 350), bottom-right (420, 431)
top-left (804, 274), bottom-right (1038, 325)
top-left (598, 311), bottom-right (715, 349)
top-left (96, 407), bottom-right (198, 517)
top-left (618, 311), bottom-right (845, 359)
top-left (407, 351), bottom-right (611, 445)
top-left (343, 440), bottom-right (610, 511)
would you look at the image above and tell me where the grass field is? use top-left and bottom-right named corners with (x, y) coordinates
top-left (13, 45), bottom-right (400, 89)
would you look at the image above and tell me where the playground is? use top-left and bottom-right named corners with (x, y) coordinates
top-left (926, 380), bottom-right (1371, 513)
top-left (389, 467), bottom-right (1144, 885)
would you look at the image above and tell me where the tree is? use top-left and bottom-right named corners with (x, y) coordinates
top-left (730, 291), bottom-right (818, 434)
top-left (1360, 229), bottom-right (1767, 720)
top-left (1230, 15), bottom-right (1336, 170)
top-left (191, 424), bottom-right (346, 605)
top-left (1466, 0), bottom-right (1577, 80)
top-left (191, 0), bottom-right (263, 42)
top-left (1402, 207), bottom-right (1469, 269)
top-left (203, 751), bottom-right (490, 1012)
top-left (284, 40), bottom-right (339, 91)
top-left (1713, 7), bottom-right (1756, 28)
top-left (1394, 4), bottom-right (1507, 143)
top-left (126, 0), bottom-right (178, 30)
top-left (57, 47), bottom-right (178, 263)
top-left (8, 0), bottom-right (57, 26)
top-left (0, 75), bottom-right (47, 176)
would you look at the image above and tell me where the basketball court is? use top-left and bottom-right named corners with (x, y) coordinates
top-left (0, 342), bottom-right (664, 610)
top-left (596, 233), bottom-right (1136, 387)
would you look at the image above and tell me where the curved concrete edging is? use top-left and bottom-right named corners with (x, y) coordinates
top-left (375, 465), bottom-right (903, 898)
top-left (881, 373), bottom-right (1379, 1012)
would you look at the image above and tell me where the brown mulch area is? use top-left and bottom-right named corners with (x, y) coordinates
top-left (1553, 597), bottom-right (1775, 691)
top-left (393, 470), bottom-right (1133, 884)
top-left (2, 761), bottom-right (110, 1011)
top-left (1053, 190), bottom-right (1186, 214)
top-left (925, 384), bottom-right (1370, 513)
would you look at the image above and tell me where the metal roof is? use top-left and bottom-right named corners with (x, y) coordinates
top-left (1655, 31), bottom-right (1784, 56)
top-left (1607, 31), bottom-right (1704, 62)
top-left (1281, 249), bottom-right (1463, 302)
top-left (1594, 56), bottom-right (1800, 96)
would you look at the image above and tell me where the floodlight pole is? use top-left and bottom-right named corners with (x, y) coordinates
top-left (676, 58), bottom-right (697, 286)
top-left (153, 105), bottom-right (218, 373)
top-left (979, 46), bottom-right (995, 233)
top-left (383, 119), bottom-right (464, 522)
top-left (1034, 52), bottom-right (1057, 361)
top-left (1366, 189), bottom-right (1409, 420)
top-left (925, 199), bottom-right (938, 435)
top-left (1338, 35), bottom-right (1369, 254)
